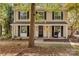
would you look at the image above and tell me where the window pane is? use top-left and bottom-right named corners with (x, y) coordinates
top-left (55, 26), bottom-right (61, 32)
top-left (36, 12), bottom-right (45, 20)
top-left (54, 12), bottom-right (61, 19)
top-left (21, 26), bottom-right (27, 33)
top-left (20, 12), bottom-right (26, 19)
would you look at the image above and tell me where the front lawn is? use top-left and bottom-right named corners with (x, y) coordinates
top-left (0, 40), bottom-right (78, 56)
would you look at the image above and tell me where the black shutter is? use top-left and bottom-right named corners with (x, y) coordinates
top-left (18, 11), bottom-right (20, 19)
top-left (27, 26), bottom-right (29, 36)
top-left (61, 12), bottom-right (63, 20)
top-left (27, 11), bottom-right (29, 19)
top-left (18, 26), bottom-right (20, 37)
top-left (52, 11), bottom-right (54, 20)
top-left (36, 11), bottom-right (38, 14)
top-left (44, 11), bottom-right (46, 20)
top-left (61, 26), bottom-right (63, 37)
top-left (52, 26), bottom-right (54, 37)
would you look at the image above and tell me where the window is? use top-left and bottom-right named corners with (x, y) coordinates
top-left (54, 12), bottom-right (61, 19)
top-left (20, 26), bottom-right (27, 33)
top-left (54, 26), bottom-right (61, 38)
top-left (18, 11), bottom-right (29, 20)
top-left (52, 11), bottom-right (63, 20)
top-left (54, 26), bottom-right (61, 32)
top-left (36, 11), bottom-right (46, 20)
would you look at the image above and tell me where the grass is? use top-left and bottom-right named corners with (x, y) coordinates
top-left (71, 45), bottom-right (79, 55)
top-left (36, 42), bottom-right (72, 49)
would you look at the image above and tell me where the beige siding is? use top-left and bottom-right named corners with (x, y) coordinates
top-left (63, 11), bottom-right (68, 20)
top-left (34, 26), bottom-right (38, 38)
top-left (46, 12), bottom-right (52, 21)
top-left (14, 10), bottom-right (18, 22)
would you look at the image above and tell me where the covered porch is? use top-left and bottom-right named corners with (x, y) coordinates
top-left (11, 22), bottom-right (68, 39)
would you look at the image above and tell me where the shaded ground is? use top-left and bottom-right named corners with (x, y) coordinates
top-left (0, 40), bottom-right (78, 56)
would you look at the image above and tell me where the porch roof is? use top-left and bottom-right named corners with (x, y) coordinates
top-left (11, 21), bottom-right (68, 24)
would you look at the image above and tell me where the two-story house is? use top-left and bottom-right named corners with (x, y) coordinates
top-left (11, 4), bottom-right (68, 40)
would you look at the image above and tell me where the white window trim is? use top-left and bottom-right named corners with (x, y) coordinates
top-left (18, 11), bottom-right (29, 21)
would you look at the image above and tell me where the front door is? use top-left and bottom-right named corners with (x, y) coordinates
top-left (54, 26), bottom-right (61, 38)
top-left (38, 26), bottom-right (43, 37)
top-left (52, 26), bottom-right (63, 38)
top-left (20, 26), bottom-right (27, 37)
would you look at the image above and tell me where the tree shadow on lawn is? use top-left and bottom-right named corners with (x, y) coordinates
top-left (16, 42), bottom-right (76, 56)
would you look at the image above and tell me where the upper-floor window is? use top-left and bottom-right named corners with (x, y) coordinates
top-left (36, 11), bottom-right (46, 20)
top-left (54, 12), bottom-right (61, 19)
top-left (52, 11), bottom-right (63, 20)
top-left (18, 11), bottom-right (29, 20)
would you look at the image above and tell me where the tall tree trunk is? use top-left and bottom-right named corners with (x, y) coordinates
top-left (69, 30), bottom-right (75, 38)
top-left (28, 3), bottom-right (35, 48)
top-left (69, 4), bottom-right (78, 39)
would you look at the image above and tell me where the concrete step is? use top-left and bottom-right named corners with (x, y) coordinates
top-left (44, 39), bottom-right (69, 42)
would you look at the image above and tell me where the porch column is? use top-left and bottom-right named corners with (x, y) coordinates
top-left (63, 25), bottom-right (68, 39)
top-left (50, 26), bottom-right (52, 38)
top-left (35, 26), bottom-right (38, 38)
top-left (2, 25), bottom-right (5, 35)
top-left (13, 25), bottom-right (18, 37)
top-left (46, 26), bottom-right (51, 38)
top-left (44, 26), bottom-right (47, 38)
top-left (65, 25), bottom-right (68, 39)
top-left (63, 26), bottom-right (66, 38)
top-left (48, 26), bottom-right (52, 38)
top-left (15, 25), bottom-right (18, 37)
top-left (12, 25), bottom-right (14, 38)
top-left (13, 25), bottom-right (16, 37)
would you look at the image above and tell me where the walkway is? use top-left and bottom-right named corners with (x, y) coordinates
top-left (0, 40), bottom-right (79, 46)
top-left (35, 40), bottom-right (79, 46)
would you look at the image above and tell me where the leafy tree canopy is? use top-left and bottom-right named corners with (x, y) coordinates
top-left (44, 3), bottom-right (63, 12)
top-left (13, 3), bottom-right (31, 12)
